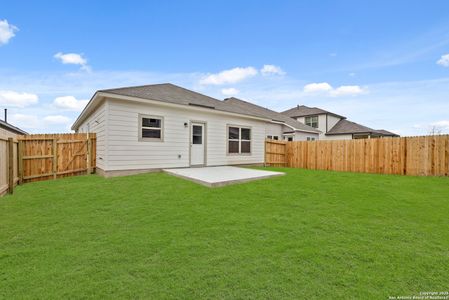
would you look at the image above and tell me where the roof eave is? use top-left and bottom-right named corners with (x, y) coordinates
top-left (72, 91), bottom-right (275, 130)
top-left (326, 131), bottom-right (379, 136)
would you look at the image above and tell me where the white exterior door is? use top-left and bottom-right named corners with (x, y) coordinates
top-left (190, 123), bottom-right (205, 166)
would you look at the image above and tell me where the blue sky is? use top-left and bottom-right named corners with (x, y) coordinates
top-left (1, 1), bottom-right (449, 134)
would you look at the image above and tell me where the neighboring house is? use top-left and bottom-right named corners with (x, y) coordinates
top-left (282, 105), bottom-right (399, 140)
top-left (72, 83), bottom-right (319, 177)
top-left (0, 111), bottom-right (28, 137)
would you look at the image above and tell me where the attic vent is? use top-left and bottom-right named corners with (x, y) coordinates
top-left (188, 103), bottom-right (215, 109)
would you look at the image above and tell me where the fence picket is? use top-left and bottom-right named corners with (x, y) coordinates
top-left (265, 135), bottom-right (449, 176)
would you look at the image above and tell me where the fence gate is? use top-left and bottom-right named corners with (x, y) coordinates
top-left (18, 133), bottom-right (96, 183)
top-left (265, 139), bottom-right (287, 167)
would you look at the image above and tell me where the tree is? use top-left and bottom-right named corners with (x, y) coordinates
top-left (428, 125), bottom-right (443, 135)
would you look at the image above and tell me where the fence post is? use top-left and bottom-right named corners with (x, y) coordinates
top-left (264, 139), bottom-right (267, 167)
top-left (18, 139), bottom-right (23, 184)
top-left (8, 137), bottom-right (14, 194)
top-left (444, 135), bottom-right (449, 176)
top-left (86, 134), bottom-right (91, 174)
top-left (52, 138), bottom-right (57, 179)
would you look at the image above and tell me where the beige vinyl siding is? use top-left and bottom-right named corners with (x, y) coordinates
top-left (327, 114), bottom-right (341, 131)
top-left (292, 131), bottom-right (319, 141)
top-left (265, 123), bottom-right (283, 140)
top-left (324, 134), bottom-right (353, 140)
top-left (297, 114), bottom-right (351, 140)
top-left (104, 98), bottom-right (273, 171)
top-left (0, 127), bottom-right (19, 137)
top-left (77, 101), bottom-right (108, 170)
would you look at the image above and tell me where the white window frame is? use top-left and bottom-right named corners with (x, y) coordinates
top-left (138, 114), bottom-right (164, 142)
top-left (305, 116), bottom-right (319, 128)
top-left (307, 137), bottom-right (316, 141)
top-left (227, 125), bottom-right (252, 155)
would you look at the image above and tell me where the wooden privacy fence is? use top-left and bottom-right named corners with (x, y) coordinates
top-left (18, 133), bottom-right (96, 184)
top-left (265, 139), bottom-right (287, 167)
top-left (1, 133), bottom-right (96, 196)
top-left (265, 135), bottom-right (449, 176)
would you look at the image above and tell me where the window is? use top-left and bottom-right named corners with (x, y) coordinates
top-left (288, 137), bottom-right (293, 141)
top-left (307, 137), bottom-right (316, 141)
top-left (305, 116), bottom-right (319, 128)
top-left (273, 136), bottom-right (279, 140)
top-left (139, 114), bottom-right (163, 141)
top-left (192, 125), bottom-right (203, 144)
top-left (228, 126), bottom-right (251, 154)
top-left (267, 135), bottom-right (273, 139)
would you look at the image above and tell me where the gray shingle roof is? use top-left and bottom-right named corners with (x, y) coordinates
top-left (282, 105), bottom-right (346, 119)
top-left (375, 129), bottom-right (400, 137)
top-left (99, 83), bottom-right (319, 132)
top-left (101, 83), bottom-right (231, 110)
top-left (223, 97), bottom-right (320, 132)
top-left (326, 119), bottom-right (401, 136)
top-left (0, 119), bottom-right (27, 135)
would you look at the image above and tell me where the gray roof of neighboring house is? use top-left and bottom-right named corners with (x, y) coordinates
top-left (282, 105), bottom-right (346, 119)
top-left (326, 119), bottom-right (399, 136)
top-left (375, 129), bottom-right (400, 137)
top-left (223, 97), bottom-right (320, 133)
top-left (99, 83), bottom-right (319, 132)
top-left (0, 119), bottom-right (28, 135)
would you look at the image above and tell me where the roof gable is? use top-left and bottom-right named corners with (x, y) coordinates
top-left (282, 105), bottom-right (346, 119)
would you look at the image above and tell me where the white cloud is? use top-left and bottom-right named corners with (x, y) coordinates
top-left (9, 114), bottom-right (71, 131)
top-left (303, 82), bottom-right (333, 93)
top-left (199, 67), bottom-right (257, 85)
top-left (54, 52), bottom-right (90, 71)
top-left (330, 85), bottom-right (366, 96)
top-left (0, 90), bottom-right (38, 107)
top-left (303, 82), bottom-right (366, 97)
top-left (260, 64), bottom-right (286, 76)
top-left (43, 115), bottom-right (71, 124)
top-left (221, 88), bottom-right (239, 96)
top-left (53, 96), bottom-right (88, 111)
top-left (9, 114), bottom-right (40, 129)
top-left (0, 19), bottom-right (18, 45)
top-left (437, 54), bottom-right (449, 67)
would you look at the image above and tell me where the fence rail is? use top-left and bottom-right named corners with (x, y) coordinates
top-left (1, 133), bottom-right (96, 196)
top-left (265, 135), bottom-right (449, 176)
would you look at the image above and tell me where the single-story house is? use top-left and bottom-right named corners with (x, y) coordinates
top-left (282, 105), bottom-right (399, 140)
top-left (72, 83), bottom-right (319, 177)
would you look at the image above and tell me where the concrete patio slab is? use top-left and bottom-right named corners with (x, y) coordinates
top-left (163, 166), bottom-right (284, 187)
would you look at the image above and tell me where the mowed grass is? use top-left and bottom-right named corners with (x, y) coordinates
top-left (1, 168), bottom-right (448, 299)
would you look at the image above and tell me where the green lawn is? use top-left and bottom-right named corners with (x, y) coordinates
top-left (1, 168), bottom-right (448, 299)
